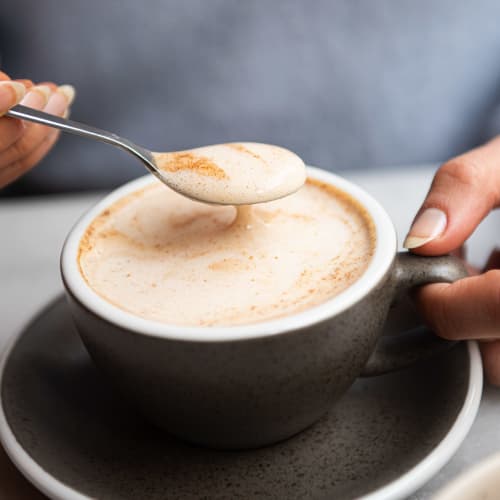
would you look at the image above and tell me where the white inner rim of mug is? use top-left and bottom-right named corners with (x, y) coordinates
top-left (61, 166), bottom-right (397, 342)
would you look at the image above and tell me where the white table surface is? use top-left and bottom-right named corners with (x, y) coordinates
top-left (1, 165), bottom-right (500, 499)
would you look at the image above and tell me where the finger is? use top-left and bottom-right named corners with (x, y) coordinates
top-left (0, 129), bottom-right (60, 188)
top-left (0, 84), bottom-right (51, 152)
top-left (37, 81), bottom-right (58, 92)
top-left (0, 81), bottom-right (26, 116)
top-left (2, 73), bottom-right (34, 90)
top-left (0, 84), bottom-right (74, 166)
top-left (0, 84), bottom-right (72, 185)
top-left (14, 79), bottom-right (33, 89)
top-left (0, 85), bottom-right (52, 166)
top-left (414, 270), bottom-right (500, 340)
top-left (480, 341), bottom-right (500, 386)
top-left (56, 85), bottom-right (75, 106)
top-left (0, 116), bottom-right (25, 151)
top-left (403, 136), bottom-right (500, 254)
top-left (21, 85), bottom-right (52, 108)
top-left (44, 86), bottom-right (73, 115)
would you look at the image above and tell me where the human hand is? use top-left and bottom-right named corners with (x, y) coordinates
top-left (0, 71), bottom-right (75, 188)
top-left (403, 136), bottom-right (500, 384)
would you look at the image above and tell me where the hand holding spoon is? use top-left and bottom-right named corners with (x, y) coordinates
top-left (6, 105), bottom-right (305, 205)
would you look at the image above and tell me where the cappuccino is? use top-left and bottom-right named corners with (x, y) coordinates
top-left (78, 179), bottom-right (375, 326)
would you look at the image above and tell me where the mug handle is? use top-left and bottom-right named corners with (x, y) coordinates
top-left (361, 252), bottom-right (468, 377)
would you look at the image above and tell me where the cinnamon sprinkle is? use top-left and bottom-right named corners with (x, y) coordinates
top-left (154, 152), bottom-right (228, 179)
top-left (226, 143), bottom-right (266, 164)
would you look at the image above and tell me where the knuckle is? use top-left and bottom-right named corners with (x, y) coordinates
top-left (438, 157), bottom-right (484, 190)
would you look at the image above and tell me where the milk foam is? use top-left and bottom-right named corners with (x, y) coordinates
top-left (79, 179), bottom-right (375, 326)
top-left (153, 142), bottom-right (306, 205)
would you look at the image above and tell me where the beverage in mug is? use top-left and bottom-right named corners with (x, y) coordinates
top-left (78, 179), bottom-right (375, 326)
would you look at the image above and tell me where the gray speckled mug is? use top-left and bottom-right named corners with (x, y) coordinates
top-left (61, 167), bottom-right (467, 449)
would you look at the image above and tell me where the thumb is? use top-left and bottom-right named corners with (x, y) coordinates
top-left (403, 136), bottom-right (500, 255)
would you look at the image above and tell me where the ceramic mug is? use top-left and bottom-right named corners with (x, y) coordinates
top-left (61, 167), bottom-right (467, 449)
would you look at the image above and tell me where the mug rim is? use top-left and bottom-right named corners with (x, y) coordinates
top-left (60, 166), bottom-right (397, 342)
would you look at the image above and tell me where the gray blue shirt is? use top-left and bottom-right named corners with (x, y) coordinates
top-left (1, 0), bottom-right (500, 193)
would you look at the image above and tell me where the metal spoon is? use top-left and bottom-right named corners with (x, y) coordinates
top-left (6, 105), bottom-right (305, 205)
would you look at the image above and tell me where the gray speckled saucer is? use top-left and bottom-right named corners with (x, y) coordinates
top-left (0, 297), bottom-right (482, 500)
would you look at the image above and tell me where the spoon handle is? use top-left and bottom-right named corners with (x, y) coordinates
top-left (6, 105), bottom-right (157, 173)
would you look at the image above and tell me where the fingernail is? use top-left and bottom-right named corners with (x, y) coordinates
top-left (15, 79), bottom-right (34, 89)
top-left (0, 81), bottom-right (26, 111)
top-left (403, 208), bottom-right (447, 249)
top-left (57, 84), bottom-right (75, 106)
top-left (44, 90), bottom-right (68, 117)
top-left (38, 82), bottom-right (58, 92)
top-left (20, 85), bottom-right (52, 108)
top-left (62, 108), bottom-right (70, 119)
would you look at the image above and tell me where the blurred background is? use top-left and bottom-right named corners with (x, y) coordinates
top-left (1, 0), bottom-right (500, 195)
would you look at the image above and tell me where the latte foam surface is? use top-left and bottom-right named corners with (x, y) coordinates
top-left (79, 179), bottom-right (375, 326)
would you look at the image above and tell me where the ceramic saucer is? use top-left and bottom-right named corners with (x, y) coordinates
top-left (0, 297), bottom-right (482, 500)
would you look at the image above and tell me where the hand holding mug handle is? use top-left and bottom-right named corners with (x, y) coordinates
top-left (365, 135), bottom-right (500, 380)
top-left (362, 252), bottom-right (467, 376)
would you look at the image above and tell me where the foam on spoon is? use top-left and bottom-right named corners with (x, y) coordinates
top-left (153, 142), bottom-right (306, 205)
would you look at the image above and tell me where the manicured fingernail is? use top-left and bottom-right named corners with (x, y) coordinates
top-left (44, 90), bottom-right (68, 117)
top-left (20, 85), bottom-right (51, 108)
top-left (57, 84), bottom-right (75, 105)
top-left (403, 208), bottom-right (447, 249)
top-left (38, 82), bottom-right (58, 92)
top-left (0, 81), bottom-right (26, 111)
top-left (15, 79), bottom-right (34, 89)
